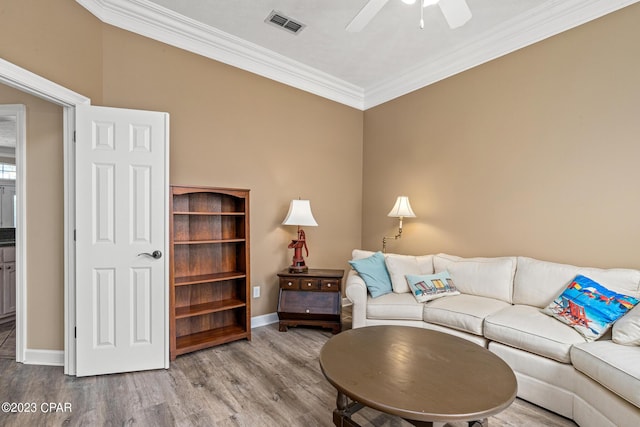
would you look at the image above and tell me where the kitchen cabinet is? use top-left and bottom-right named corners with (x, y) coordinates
top-left (0, 183), bottom-right (15, 228)
top-left (0, 245), bottom-right (16, 323)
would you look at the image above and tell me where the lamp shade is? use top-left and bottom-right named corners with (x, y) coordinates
top-left (387, 196), bottom-right (416, 218)
top-left (282, 199), bottom-right (318, 226)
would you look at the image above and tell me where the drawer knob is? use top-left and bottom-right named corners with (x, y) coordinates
top-left (327, 284), bottom-right (332, 288)
top-left (307, 283), bottom-right (312, 287)
top-left (288, 282), bottom-right (293, 286)
top-left (305, 309), bottom-right (310, 313)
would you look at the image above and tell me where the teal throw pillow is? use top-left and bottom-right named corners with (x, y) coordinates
top-left (349, 251), bottom-right (392, 298)
top-left (406, 271), bottom-right (460, 303)
top-left (542, 275), bottom-right (639, 341)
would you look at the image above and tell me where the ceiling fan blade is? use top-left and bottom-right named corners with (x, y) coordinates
top-left (437, 0), bottom-right (472, 29)
top-left (346, 0), bottom-right (390, 32)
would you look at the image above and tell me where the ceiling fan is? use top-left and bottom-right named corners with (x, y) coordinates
top-left (346, 0), bottom-right (472, 32)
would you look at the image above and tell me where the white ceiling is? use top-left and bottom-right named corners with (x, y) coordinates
top-left (78, 0), bottom-right (639, 110)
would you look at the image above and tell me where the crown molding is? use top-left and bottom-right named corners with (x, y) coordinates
top-left (0, 58), bottom-right (91, 107)
top-left (76, 0), bottom-right (364, 109)
top-left (364, 0), bottom-right (640, 109)
top-left (77, 0), bottom-right (639, 111)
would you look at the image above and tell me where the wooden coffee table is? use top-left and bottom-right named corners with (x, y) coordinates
top-left (319, 325), bottom-right (517, 427)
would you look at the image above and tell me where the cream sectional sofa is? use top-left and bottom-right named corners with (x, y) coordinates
top-left (345, 251), bottom-right (640, 427)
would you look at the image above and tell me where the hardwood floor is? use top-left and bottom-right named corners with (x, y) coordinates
top-left (0, 322), bottom-right (576, 427)
top-left (0, 319), bottom-right (15, 359)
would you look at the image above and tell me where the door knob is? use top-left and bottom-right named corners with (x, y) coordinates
top-left (138, 250), bottom-right (162, 259)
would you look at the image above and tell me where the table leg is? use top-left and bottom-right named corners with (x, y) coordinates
top-left (468, 419), bottom-right (488, 427)
top-left (333, 392), bottom-right (364, 427)
top-left (406, 420), bottom-right (434, 427)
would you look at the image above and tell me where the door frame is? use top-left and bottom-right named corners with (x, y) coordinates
top-left (0, 58), bottom-right (90, 374)
top-left (0, 103), bottom-right (24, 343)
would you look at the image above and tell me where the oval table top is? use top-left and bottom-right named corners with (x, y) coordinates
top-left (319, 325), bottom-right (517, 423)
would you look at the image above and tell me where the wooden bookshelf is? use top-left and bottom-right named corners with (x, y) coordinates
top-left (169, 186), bottom-right (251, 360)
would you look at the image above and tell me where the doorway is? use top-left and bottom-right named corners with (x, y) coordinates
top-left (0, 104), bottom-right (23, 362)
top-left (0, 58), bottom-right (90, 373)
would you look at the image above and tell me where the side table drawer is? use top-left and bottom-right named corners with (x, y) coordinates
top-left (300, 278), bottom-right (320, 290)
top-left (320, 279), bottom-right (340, 292)
top-left (280, 278), bottom-right (300, 290)
top-left (277, 289), bottom-right (340, 319)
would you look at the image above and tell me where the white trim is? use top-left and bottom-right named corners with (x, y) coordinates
top-left (0, 104), bottom-right (25, 363)
top-left (75, 0), bottom-right (364, 110)
top-left (0, 59), bottom-right (91, 108)
top-left (251, 312), bottom-right (279, 329)
top-left (23, 349), bottom-right (64, 367)
top-left (62, 109), bottom-right (77, 375)
top-left (0, 58), bottom-right (90, 375)
top-left (76, 0), bottom-right (640, 110)
top-left (364, 0), bottom-right (640, 108)
top-left (163, 113), bottom-right (170, 370)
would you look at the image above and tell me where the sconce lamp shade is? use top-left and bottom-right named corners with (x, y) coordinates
top-left (387, 196), bottom-right (416, 218)
top-left (282, 199), bottom-right (318, 226)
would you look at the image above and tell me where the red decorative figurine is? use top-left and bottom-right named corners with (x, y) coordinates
top-left (282, 199), bottom-right (318, 273)
top-left (288, 229), bottom-right (309, 273)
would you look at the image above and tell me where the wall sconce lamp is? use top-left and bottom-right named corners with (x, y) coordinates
top-left (382, 196), bottom-right (416, 253)
top-left (282, 199), bottom-right (318, 273)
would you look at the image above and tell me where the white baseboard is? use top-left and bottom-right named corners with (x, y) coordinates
top-left (21, 313), bottom-right (278, 368)
top-left (23, 348), bottom-right (64, 366)
top-left (251, 312), bottom-right (279, 328)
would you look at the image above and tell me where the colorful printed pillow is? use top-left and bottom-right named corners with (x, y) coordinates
top-left (348, 251), bottom-right (393, 298)
top-left (542, 275), bottom-right (639, 341)
top-left (405, 271), bottom-right (460, 303)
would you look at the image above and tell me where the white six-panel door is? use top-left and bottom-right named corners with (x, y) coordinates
top-left (75, 105), bottom-right (169, 376)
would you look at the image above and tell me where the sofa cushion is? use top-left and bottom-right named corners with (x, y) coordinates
top-left (406, 271), bottom-right (460, 303)
top-left (433, 254), bottom-right (515, 303)
top-left (422, 294), bottom-right (510, 336)
top-left (513, 256), bottom-right (640, 308)
top-left (613, 304), bottom-right (640, 346)
top-left (541, 275), bottom-right (639, 341)
top-left (571, 340), bottom-right (640, 407)
top-left (348, 252), bottom-right (392, 298)
top-left (485, 305), bottom-right (587, 363)
top-left (385, 253), bottom-right (434, 293)
top-left (366, 292), bottom-right (424, 321)
top-left (351, 249), bottom-right (376, 260)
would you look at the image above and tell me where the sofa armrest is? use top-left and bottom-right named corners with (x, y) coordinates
top-left (345, 269), bottom-right (368, 329)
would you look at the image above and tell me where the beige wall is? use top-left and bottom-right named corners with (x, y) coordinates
top-left (100, 25), bottom-right (364, 317)
top-left (0, 85), bottom-right (64, 349)
top-left (3, 0), bottom-right (639, 352)
top-left (0, 0), bottom-right (103, 102)
top-left (0, 0), bottom-right (362, 350)
top-left (363, 3), bottom-right (640, 269)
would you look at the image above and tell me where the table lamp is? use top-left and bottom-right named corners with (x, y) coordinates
top-left (382, 196), bottom-right (416, 252)
top-left (282, 199), bottom-right (318, 273)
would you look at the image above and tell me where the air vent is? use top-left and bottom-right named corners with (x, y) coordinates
top-left (265, 10), bottom-right (306, 35)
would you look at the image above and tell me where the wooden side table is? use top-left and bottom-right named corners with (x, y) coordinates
top-left (277, 268), bottom-right (344, 334)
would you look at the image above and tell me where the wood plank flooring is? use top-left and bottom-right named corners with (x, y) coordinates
top-left (0, 319), bottom-right (15, 359)
top-left (0, 323), bottom-right (576, 426)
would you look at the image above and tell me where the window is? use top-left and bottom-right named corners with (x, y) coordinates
top-left (0, 163), bottom-right (16, 180)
